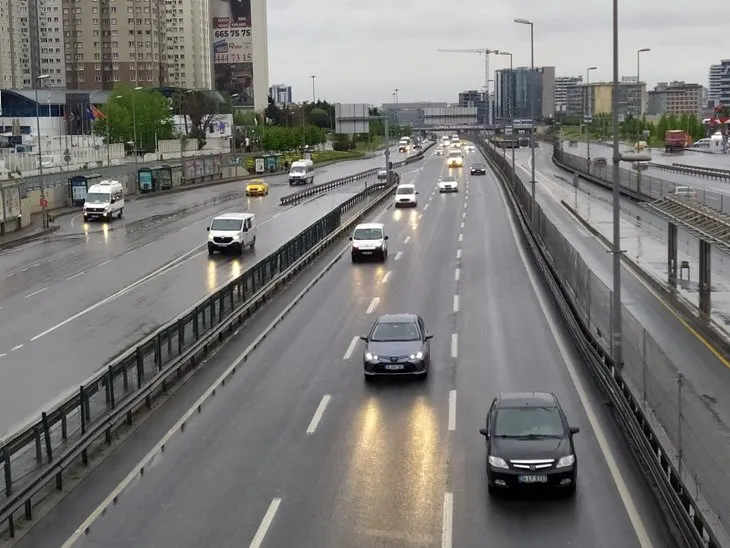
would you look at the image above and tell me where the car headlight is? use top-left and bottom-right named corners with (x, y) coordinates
top-left (488, 455), bottom-right (509, 469)
top-left (556, 454), bottom-right (575, 468)
top-left (232, 234), bottom-right (241, 240)
top-left (352, 241), bottom-right (361, 248)
top-left (365, 353), bottom-right (378, 361)
top-left (208, 233), bottom-right (214, 241)
top-left (409, 351), bottom-right (424, 360)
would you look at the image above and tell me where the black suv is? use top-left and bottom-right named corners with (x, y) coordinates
top-left (479, 392), bottom-right (579, 495)
top-left (470, 163), bottom-right (486, 175)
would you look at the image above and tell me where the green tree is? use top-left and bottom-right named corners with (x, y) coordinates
top-left (182, 90), bottom-right (226, 150)
top-left (260, 125), bottom-right (325, 151)
top-left (94, 86), bottom-right (173, 152)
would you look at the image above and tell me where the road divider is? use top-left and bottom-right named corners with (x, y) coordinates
top-left (649, 162), bottom-right (730, 181)
top-left (478, 137), bottom-right (723, 548)
top-left (279, 143), bottom-right (434, 206)
top-left (0, 143), bottom-right (429, 541)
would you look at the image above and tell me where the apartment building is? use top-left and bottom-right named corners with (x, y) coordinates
top-left (647, 81), bottom-right (703, 116)
top-left (565, 81), bottom-right (645, 119)
top-left (494, 66), bottom-right (555, 121)
top-left (458, 89), bottom-right (487, 124)
top-left (62, 0), bottom-right (168, 90)
top-left (0, 0), bottom-right (66, 89)
top-left (554, 76), bottom-right (582, 114)
top-left (270, 83), bottom-right (292, 105)
top-left (165, 0), bottom-right (210, 89)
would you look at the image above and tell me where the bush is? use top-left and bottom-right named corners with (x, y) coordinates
top-left (332, 141), bottom-right (349, 152)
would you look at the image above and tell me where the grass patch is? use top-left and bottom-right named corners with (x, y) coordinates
top-left (310, 150), bottom-right (365, 163)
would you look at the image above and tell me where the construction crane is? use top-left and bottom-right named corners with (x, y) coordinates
top-left (437, 48), bottom-right (501, 128)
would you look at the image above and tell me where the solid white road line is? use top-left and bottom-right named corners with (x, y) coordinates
top-left (496, 177), bottom-right (653, 547)
top-left (454, 268), bottom-right (460, 282)
top-left (451, 334), bottom-right (458, 358)
top-left (453, 295), bottom-right (459, 313)
top-left (343, 336), bottom-right (359, 360)
top-left (11, 345), bottom-right (23, 352)
top-left (381, 271), bottom-right (392, 283)
top-left (96, 260), bottom-right (112, 267)
top-left (66, 271), bottom-right (85, 280)
top-left (394, 251), bottom-right (403, 260)
top-left (404, 236), bottom-right (411, 244)
top-left (448, 390), bottom-right (457, 431)
top-left (25, 287), bottom-right (48, 298)
top-left (306, 394), bottom-right (331, 434)
top-left (456, 249), bottom-right (461, 260)
top-left (366, 297), bottom-right (380, 314)
top-left (441, 492), bottom-right (453, 548)
top-left (249, 498), bottom-right (282, 548)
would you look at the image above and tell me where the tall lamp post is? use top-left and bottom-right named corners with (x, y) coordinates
top-left (498, 51), bottom-right (515, 188)
top-left (514, 17), bottom-right (536, 224)
top-left (131, 86), bottom-right (143, 167)
top-left (636, 48), bottom-right (650, 117)
top-left (586, 66), bottom-right (597, 168)
top-left (310, 75), bottom-right (316, 104)
top-left (35, 74), bottom-right (50, 228)
top-left (394, 88), bottom-right (399, 128)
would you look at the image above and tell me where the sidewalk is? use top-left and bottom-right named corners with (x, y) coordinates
top-left (0, 207), bottom-right (77, 250)
top-left (564, 190), bottom-right (730, 341)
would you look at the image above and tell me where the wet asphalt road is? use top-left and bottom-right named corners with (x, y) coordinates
top-left (46, 147), bottom-right (672, 548)
top-left (0, 148), bottom-right (413, 438)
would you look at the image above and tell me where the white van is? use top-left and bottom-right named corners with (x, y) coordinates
top-left (394, 183), bottom-right (418, 207)
top-left (289, 159), bottom-right (315, 185)
top-left (207, 212), bottom-right (256, 255)
top-left (350, 222), bottom-right (388, 262)
top-left (83, 180), bottom-right (124, 222)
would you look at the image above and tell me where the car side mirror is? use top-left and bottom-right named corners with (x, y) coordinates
top-left (206, 226), bottom-right (210, 231)
top-left (425, 333), bottom-right (433, 340)
top-left (349, 236), bottom-right (353, 240)
top-left (570, 426), bottom-right (580, 435)
top-left (359, 335), bottom-right (368, 341)
top-left (479, 428), bottom-right (489, 438)
top-left (242, 227), bottom-right (248, 232)
top-left (383, 235), bottom-right (388, 240)
top-left (415, 191), bottom-right (419, 194)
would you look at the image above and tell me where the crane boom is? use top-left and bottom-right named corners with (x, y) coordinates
top-left (437, 48), bottom-right (487, 53)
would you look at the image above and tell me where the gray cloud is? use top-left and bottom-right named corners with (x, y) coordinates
top-left (264, 0), bottom-right (730, 104)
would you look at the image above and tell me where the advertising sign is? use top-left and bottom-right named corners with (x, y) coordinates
top-left (3, 185), bottom-right (21, 219)
top-left (211, 0), bottom-right (254, 107)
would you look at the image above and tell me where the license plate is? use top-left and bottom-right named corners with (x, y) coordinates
top-left (361, 251), bottom-right (372, 254)
top-left (385, 364), bottom-right (404, 370)
top-left (518, 475), bottom-right (548, 484)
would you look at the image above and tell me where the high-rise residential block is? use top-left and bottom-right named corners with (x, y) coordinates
top-left (165, 0), bottom-right (210, 89)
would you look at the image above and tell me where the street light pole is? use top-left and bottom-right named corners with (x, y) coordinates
top-left (611, 0), bottom-right (623, 369)
top-left (514, 18), bottom-right (536, 224)
top-left (499, 52), bottom-right (515, 188)
top-left (35, 74), bottom-right (50, 228)
top-left (132, 86), bottom-right (143, 168)
top-left (637, 48), bottom-right (650, 117)
top-left (586, 66), bottom-right (597, 169)
top-left (394, 88), bottom-right (399, 128)
top-left (310, 75), bottom-right (316, 104)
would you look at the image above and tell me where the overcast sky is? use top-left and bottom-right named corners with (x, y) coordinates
top-left (266, 0), bottom-right (730, 105)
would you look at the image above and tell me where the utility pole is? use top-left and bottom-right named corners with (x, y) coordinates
top-left (35, 74), bottom-right (50, 228)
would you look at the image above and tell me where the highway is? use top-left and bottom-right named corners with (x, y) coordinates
top-left (37, 146), bottom-right (673, 548)
top-left (513, 143), bottom-right (730, 528)
top-left (0, 148), bottom-right (412, 438)
top-left (560, 140), bottom-right (730, 193)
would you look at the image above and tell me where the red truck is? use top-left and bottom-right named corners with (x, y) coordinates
top-left (664, 130), bottom-right (688, 152)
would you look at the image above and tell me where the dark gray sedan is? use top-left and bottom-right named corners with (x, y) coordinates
top-left (470, 163), bottom-right (487, 175)
top-left (361, 313), bottom-right (432, 381)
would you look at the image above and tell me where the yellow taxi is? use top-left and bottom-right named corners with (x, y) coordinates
top-left (245, 178), bottom-right (269, 196)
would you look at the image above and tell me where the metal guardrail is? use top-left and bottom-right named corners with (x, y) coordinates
top-left (648, 162), bottom-right (730, 181)
top-left (480, 139), bottom-right (722, 547)
top-left (0, 164), bottom-right (406, 539)
top-left (279, 143), bottom-right (435, 205)
top-left (553, 147), bottom-right (730, 216)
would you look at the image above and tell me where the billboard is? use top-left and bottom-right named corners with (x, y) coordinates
top-left (334, 104), bottom-right (370, 135)
top-left (211, 0), bottom-right (254, 107)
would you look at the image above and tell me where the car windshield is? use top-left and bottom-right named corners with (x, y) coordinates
top-left (448, 151), bottom-right (462, 158)
top-left (493, 407), bottom-right (565, 438)
top-left (211, 219), bottom-right (243, 231)
top-left (371, 321), bottom-right (420, 342)
top-left (291, 167), bottom-right (305, 174)
top-left (85, 192), bottom-right (110, 204)
top-left (353, 228), bottom-right (382, 240)
top-left (396, 187), bottom-right (415, 195)
top-left (473, 164), bottom-right (485, 168)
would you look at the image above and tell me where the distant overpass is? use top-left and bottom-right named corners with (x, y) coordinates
top-left (416, 125), bottom-right (495, 132)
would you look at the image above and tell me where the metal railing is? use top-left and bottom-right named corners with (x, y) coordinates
top-left (279, 143), bottom-right (434, 205)
top-left (480, 139), bottom-right (726, 547)
top-left (0, 153), bottom-right (426, 539)
top-left (554, 147), bottom-right (730, 215)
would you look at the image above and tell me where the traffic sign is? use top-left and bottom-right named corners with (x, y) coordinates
top-left (40, 198), bottom-right (48, 208)
top-left (63, 149), bottom-right (71, 163)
